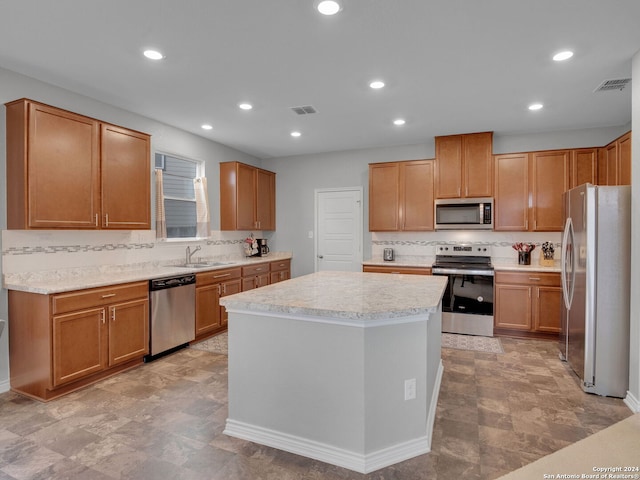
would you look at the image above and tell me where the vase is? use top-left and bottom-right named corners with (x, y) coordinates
top-left (518, 251), bottom-right (531, 265)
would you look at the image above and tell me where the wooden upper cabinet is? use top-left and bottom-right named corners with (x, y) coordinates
top-left (617, 132), bottom-right (631, 186)
top-left (494, 153), bottom-right (529, 231)
top-left (220, 161), bottom-right (276, 231)
top-left (369, 163), bottom-right (400, 231)
top-left (369, 159), bottom-right (434, 232)
top-left (598, 131), bottom-right (631, 186)
top-left (101, 124), bottom-right (151, 229)
top-left (530, 150), bottom-right (569, 231)
top-left (570, 148), bottom-right (598, 188)
top-left (5, 98), bottom-right (151, 230)
top-left (435, 132), bottom-right (493, 199)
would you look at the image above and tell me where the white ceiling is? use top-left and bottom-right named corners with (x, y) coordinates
top-left (1, 1), bottom-right (639, 159)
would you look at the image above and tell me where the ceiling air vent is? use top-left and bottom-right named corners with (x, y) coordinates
top-left (593, 78), bottom-right (631, 92)
top-left (290, 105), bottom-right (317, 115)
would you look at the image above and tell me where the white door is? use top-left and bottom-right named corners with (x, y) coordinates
top-left (315, 188), bottom-right (363, 272)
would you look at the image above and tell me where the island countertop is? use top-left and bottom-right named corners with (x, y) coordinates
top-left (219, 270), bottom-right (447, 322)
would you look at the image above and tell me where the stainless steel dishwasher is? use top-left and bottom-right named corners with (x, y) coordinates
top-left (145, 274), bottom-right (196, 362)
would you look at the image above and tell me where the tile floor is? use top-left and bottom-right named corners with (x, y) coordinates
top-left (0, 337), bottom-right (632, 480)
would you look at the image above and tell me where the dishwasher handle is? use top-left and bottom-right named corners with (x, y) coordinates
top-left (150, 274), bottom-right (196, 291)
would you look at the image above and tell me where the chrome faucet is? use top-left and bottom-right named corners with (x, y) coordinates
top-left (186, 245), bottom-right (201, 264)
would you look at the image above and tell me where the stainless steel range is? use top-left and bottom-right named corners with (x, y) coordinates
top-left (431, 243), bottom-right (494, 337)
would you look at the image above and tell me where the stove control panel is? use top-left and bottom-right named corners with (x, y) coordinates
top-left (436, 243), bottom-right (492, 257)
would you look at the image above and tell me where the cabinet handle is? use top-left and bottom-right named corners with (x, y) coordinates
top-left (101, 293), bottom-right (116, 298)
top-left (213, 273), bottom-right (231, 278)
top-left (105, 213), bottom-right (109, 227)
top-left (222, 284), bottom-right (227, 294)
top-left (256, 267), bottom-right (263, 271)
top-left (529, 277), bottom-right (541, 281)
top-left (101, 309), bottom-right (105, 324)
top-left (111, 308), bottom-right (116, 322)
top-left (95, 214), bottom-right (99, 227)
top-left (217, 285), bottom-right (222, 295)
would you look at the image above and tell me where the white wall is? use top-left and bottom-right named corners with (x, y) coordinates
top-left (0, 66), bottom-right (262, 391)
top-left (627, 49), bottom-right (640, 412)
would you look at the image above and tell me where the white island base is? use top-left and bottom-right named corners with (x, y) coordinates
top-left (221, 271), bottom-right (446, 474)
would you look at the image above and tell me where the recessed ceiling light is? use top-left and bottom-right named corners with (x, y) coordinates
top-left (201, 124), bottom-right (213, 130)
top-left (553, 50), bottom-right (574, 61)
top-left (143, 49), bottom-right (164, 60)
top-left (528, 103), bottom-right (544, 111)
top-left (369, 80), bottom-right (385, 89)
top-left (238, 103), bottom-right (253, 110)
top-left (315, 0), bottom-right (342, 15)
top-left (290, 131), bottom-right (302, 137)
top-left (393, 119), bottom-right (406, 126)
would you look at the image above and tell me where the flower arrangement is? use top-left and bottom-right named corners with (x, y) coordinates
top-left (512, 242), bottom-right (536, 253)
top-left (244, 233), bottom-right (258, 257)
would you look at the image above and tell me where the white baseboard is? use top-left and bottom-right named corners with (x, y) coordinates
top-left (224, 420), bottom-right (432, 474)
top-left (0, 379), bottom-right (10, 394)
top-left (624, 390), bottom-right (640, 413)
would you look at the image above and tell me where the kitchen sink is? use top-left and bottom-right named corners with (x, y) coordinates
top-left (173, 262), bottom-right (231, 269)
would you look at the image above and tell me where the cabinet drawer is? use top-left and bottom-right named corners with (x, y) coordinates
top-left (52, 281), bottom-right (148, 315)
top-left (242, 263), bottom-right (270, 276)
top-left (495, 271), bottom-right (560, 286)
top-left (196, 267), bottom-right (242, 287)
top-left (270, 259), bottom-right (291, 272)
top-left (363, 265), bottom-right (432, 275)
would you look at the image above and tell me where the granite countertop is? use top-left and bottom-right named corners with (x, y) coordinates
top-left (3, 252), bottom-right (293, 294)
top-left (220, 270), bottom-right (447, 322)
top-left (363, 256), bottom-right (561, 273)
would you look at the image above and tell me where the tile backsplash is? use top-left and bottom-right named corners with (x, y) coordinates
top-left (371, 231), bottom-right (562, 264)
top-left (1, 230), bottom-right (263, 274)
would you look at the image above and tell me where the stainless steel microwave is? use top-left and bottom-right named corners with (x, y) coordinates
top-left (434, 197), bottom-right (494, 230)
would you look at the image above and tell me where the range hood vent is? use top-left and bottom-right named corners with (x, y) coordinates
top-left (593, 78), bottom-right (631, 92)
top-left (290, 105), bottom-right (317, 115)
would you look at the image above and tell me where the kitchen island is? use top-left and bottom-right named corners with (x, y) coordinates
top-left (220, 271), bottom-right (447, 474)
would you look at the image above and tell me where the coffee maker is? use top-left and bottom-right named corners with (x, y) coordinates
top-left (256, 238), bottom-right (269, 256)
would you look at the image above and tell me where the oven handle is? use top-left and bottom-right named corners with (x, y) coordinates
top-left (431, 268), bottom-right (494, 276)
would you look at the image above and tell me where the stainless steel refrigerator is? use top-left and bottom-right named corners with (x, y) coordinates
top-left (560, 183), bottom-right (630, 397)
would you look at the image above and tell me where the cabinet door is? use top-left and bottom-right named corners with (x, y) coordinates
top-left (220, 279), bottom-right (242, 326)
top-left (402, 160), bottom-right (435, 231)
top-left (101, 124), bottom-right (151, 229)
top-left (236, 163), bottom-right (258, 230)
top-left (494, 154), bottom-right (529, 231)
top-left (53, 308), bottom-right (106, 386)
top-left (605, 142), bottom-right (618, 186)
top-left (435, 135), bottom-right (462, 198)
top-left (570, 148), bottom-right (598, 188)
top-left (530, 150), bottom-right (569, 231)
top-left (369, 163), bottom-right (400, 231)
top-left (196, 285), bottom-right (222, 335)
top-left (108, 298), bottom-right (149, 366)
top-left (463, 132), bottom-right (493, 197)
top-left (27, 102), bottom-right (101, 229)
top-left (534, 286), bottom-right (562, 333)
top-left (256, 169), bottom-right (276, 230)
top-left (617, 132), bottom-right (631, 186)
top-left (494, 284), bottom-right (532, 330)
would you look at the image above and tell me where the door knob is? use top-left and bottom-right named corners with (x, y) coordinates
top-left (318, 255), bottom-right (323, 259)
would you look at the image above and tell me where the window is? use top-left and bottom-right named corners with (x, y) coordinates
top-left (155, 153), bottom-right (204, 238)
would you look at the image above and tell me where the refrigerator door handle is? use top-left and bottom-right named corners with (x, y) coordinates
top-left (561, 217), bottom-right (575, 309)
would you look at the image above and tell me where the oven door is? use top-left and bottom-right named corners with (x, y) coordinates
top-left (432, 268), bottom-right (494, 336)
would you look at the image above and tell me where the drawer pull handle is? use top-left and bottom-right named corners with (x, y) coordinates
top-left (213, 273), bottom-right (231, 278)
top-left (101, 293), bottom-right (117, 298)
top-left (529, 277), bottom-right (541, 281)
top-left (101, 309), bottom-right (105, 324)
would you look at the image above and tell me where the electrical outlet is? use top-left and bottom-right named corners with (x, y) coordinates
top-left (404, 378), bottom-right (416, 401)
top-left (308, 230), bottom-right (314, 239)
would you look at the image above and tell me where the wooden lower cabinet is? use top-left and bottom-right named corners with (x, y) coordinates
top-left (9, 281), bottom-right (149, 401)
top-left (195, 267), bottom-right (241, 339)
top-left (494, 271), bottom-right (561, 338)
top-left (242, 263), bottom-right (270, 290)
top-left (270, 259), bottom-right (291, 284)
top-left (363, 265), bottom-right (431, 275)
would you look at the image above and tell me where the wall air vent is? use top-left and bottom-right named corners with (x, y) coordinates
top-left (593, 78), bottom-right (631, 92)
top-left (290, 105), bottom-right (317, 115)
